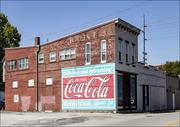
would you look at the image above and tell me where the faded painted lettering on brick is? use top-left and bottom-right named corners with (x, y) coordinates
top-left (61, 63), bottom-right (116, 110)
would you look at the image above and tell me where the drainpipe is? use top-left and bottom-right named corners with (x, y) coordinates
top-left (35, 37), bottom-right (40, 111)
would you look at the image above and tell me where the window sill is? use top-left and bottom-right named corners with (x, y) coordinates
top-left (12, 87), bottom-right (18, 89)
top-left (60, 58), bottom-right (76, 62)
top-left (7, 69), bottom-right (18, 72)
top-left (46, 85), bottom-right (52, 87)
top-left (7, 68), bottom-right (29, 72)
top-left (18, 68), bottom-right (29, 71)
top-left (27, 86), bottom-right (34, 88)
top-left (49, 61), bottom-right (57, 63)
top-left (85, 63), bottom-right (91, 65)
top-left (38, 62), bottom-right (44, 64)
top-left (101, 61), bottom-right (106, 64)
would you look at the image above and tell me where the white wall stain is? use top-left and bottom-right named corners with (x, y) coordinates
top-left (21, 96), bottom-right (31, 111)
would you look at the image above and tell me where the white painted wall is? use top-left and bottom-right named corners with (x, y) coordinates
top-left (115, 23), bottom-right (166, 112)
top-left (136, 64), bottom-right (166, 111)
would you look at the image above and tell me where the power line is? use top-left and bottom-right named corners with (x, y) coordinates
top-left (21, 1), bottom-right (147, 43)
top-left (147, 16), bottom-right (177, 25)
top-left (148, 35), bottom-right (178, 40)
top-left (148, 25), bottom-right (178, 30)
top-left (148, 21), bottom-right (179, 27)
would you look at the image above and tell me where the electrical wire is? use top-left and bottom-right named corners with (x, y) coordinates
top-left (21, 1), bottom-right (147, 43)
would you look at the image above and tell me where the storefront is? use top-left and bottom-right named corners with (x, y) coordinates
top-left (117, 71), bottom-right (137, 111)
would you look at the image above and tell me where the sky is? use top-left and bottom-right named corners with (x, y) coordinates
top-left (0, 1), bottom-right (179, 65)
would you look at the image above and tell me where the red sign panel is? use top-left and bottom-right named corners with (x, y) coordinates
top-left (63, 74), bottom-right (114, 100)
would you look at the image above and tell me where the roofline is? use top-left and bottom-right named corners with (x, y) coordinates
top-left (41, 19), bottom-right (117, 46)
top-left (117, 18), bottom-right (141, 33)
top-left (5, 18), bottom-right (141, 49)
top-left (5, 46), bottom-right (35, 50)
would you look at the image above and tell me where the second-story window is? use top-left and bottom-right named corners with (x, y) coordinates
top-left (49, 51), bottom-right (56, 62)
top-left (60, 50), bottom-right (65, 60)
top-left (132, 44), bottom-right (135, 64)
top-left (60, 48), bottom-right (76, 60)
top-left (101, 40), bottom-right (106, 63)
top-left (65, 49), bottom-right (70, 59)
top-left (70, 48), bottom-right (76, 59)
top-left (85, 42), bottom-right (91, 64)
top-left (125, 41), bottom-right (129, 64)
top-left (19, 58), bottom-right (28, 69)
top-left (8, 60), bottom-right (17, 70)
top-left (118, 38), bottom-right (123, 63)
top-left (38, 53), bottom-right (44, 63)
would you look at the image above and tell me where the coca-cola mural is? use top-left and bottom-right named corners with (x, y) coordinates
top-left (61, 63), bottom-right (116, 110)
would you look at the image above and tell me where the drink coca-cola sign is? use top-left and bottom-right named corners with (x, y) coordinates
top-left (63, 74), bottom-right (114, 99)
top-left (61, 63), bottom-right (115, 110)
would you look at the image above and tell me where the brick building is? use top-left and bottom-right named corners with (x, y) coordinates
top-left (3, 18), bottom-right (166, 112)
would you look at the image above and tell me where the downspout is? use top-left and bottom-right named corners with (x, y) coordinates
top-left (35, 37), bottom-right (40, 111)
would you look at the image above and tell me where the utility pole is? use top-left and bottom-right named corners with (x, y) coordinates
top-left (142, 15), bottom-right (147, 65)
top-left (35, 37), bottom-right (40, 112)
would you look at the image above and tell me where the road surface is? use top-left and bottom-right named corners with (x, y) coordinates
top-left (0, 111), bottom-right (179, 126)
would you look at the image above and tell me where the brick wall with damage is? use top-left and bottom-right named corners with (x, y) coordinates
top-left (4, 21), bottom-right (116, 112)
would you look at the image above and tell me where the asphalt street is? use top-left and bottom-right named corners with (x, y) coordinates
top-left (0, 111), bottom-right (179, 126)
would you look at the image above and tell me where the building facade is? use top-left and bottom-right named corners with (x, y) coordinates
top-left (166, 75), bottom-right (180, 110)
top-left (3, 18), bottom-right (166, 112)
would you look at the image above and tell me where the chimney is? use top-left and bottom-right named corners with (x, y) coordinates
top-left (35, 37), bottom-right (40, 47)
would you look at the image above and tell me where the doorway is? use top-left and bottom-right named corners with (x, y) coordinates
top-left (142, 85), bottom-right (149, 111)
top-left (117, 72), bottom-right (137, 111)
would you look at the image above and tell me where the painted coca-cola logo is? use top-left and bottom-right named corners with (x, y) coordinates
top-left (63, 74), bottom-right (114, 99)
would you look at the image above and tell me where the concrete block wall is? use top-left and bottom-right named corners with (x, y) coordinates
top-left (136, 64), bottom-right (166, 111)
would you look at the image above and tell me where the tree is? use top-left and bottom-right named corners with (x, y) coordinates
top-left (163, 61), bottom-right (180, 77)
top-left (0, 13), bottom-right (21, 87)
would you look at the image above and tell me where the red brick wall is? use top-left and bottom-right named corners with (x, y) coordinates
top-left (5, 47), bottom-right (37, 111)
top-left (5, 21), bottom-right (116, 112)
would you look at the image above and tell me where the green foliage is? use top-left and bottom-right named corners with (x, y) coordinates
top-left (163, 61), bottom-right (180, 77)
top-left (0, 13), bottom-right (21, 60)
top-left (0, 13), bottom-right (21, 84)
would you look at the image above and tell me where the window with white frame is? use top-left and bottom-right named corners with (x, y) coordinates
top-left (38, 53), bottom-right (44, 63)
top-left (28, 79), bottom-right (34, 87)
top-left (132, 44), bottom-right (135, 64)
top-left (12, 81), bottom-right (18, 88)
top-left (65, 49), bottom-right (70, 59)
top-left (118, 38), bottom-right (123, 63)
top-left (46, 78), bottom-right (53, 85)
top-left (8, 60), bottom-right (17, 70)
top-left (49, 51), bottom-right (56, 62)
top-left (19, 58), bottom-right (28, 69)
top-left (60, 48), bottom-right (76, 60)
top-left (125, 41), bottom-right (129, 63)
top-left (70, 48), bottom-right (76, 59)
top-left (13, 94), bottom-right (19, 103)
top-left (85, 42), bottom-right (91, 64)
top-left (101, 40), bottom-right (106, 63)
top-left (60, 50), bottom-right (65, 60)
